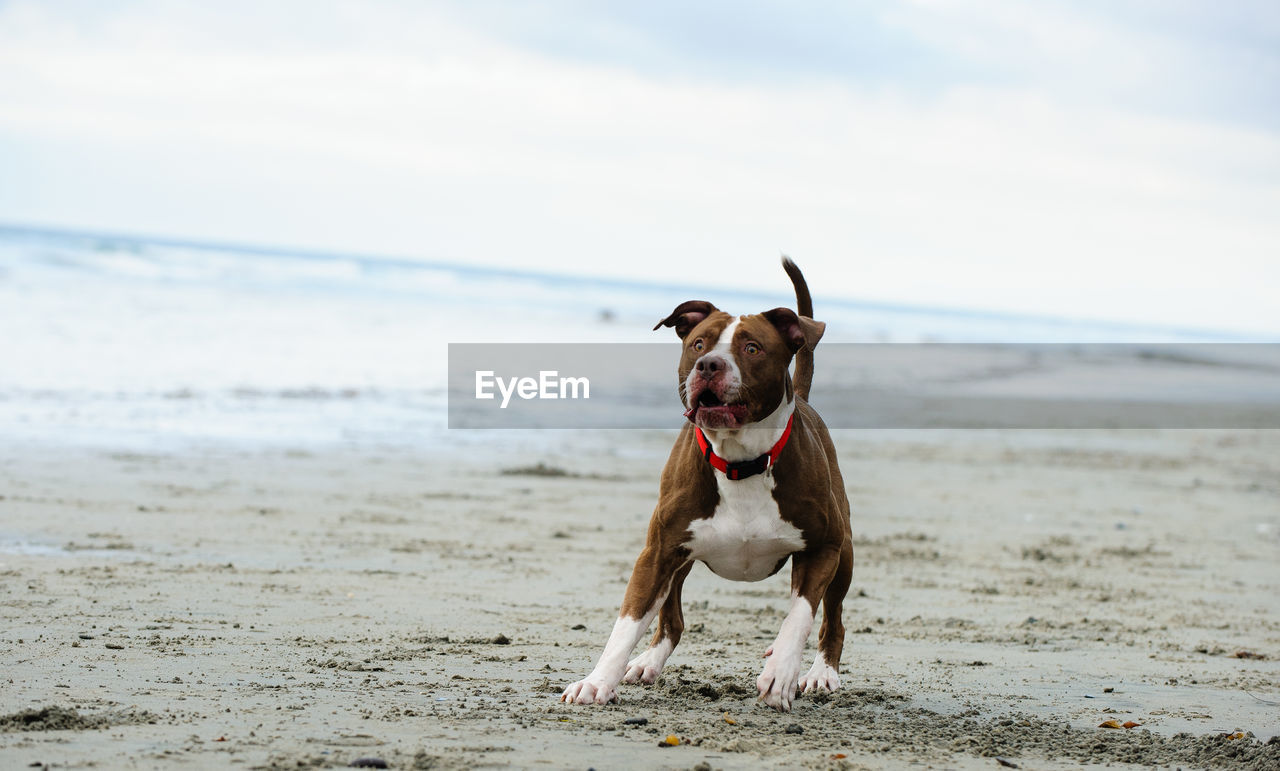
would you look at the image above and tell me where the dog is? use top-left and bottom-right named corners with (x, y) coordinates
top-left (561, 257), bottom-right (852, 712)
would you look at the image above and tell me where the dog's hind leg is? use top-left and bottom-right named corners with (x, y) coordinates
top-left (801, 536), bottom-right (852, 694)
top-left (623, 560), bottom-right (694, 684)
top-left (562, 546), bottom-right (689, 705)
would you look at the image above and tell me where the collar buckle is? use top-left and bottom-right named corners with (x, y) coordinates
top-left (694, 413), bottom-right (794, 482)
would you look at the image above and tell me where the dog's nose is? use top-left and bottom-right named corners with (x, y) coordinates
top-left (696, 354), bottom-right (725, 375)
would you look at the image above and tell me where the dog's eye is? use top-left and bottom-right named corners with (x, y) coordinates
top-left (692, 339), bottom-right (704, 352)
top-left (745, 342), bottom-right (761, 355)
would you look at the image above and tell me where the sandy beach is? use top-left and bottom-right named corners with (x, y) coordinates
top-left (2, 427), bottom-right (1277, 769)
top-left (5, 0), bottom-right (1280, 766)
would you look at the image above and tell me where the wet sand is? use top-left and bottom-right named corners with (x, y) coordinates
top-left (1, 429), bottom-right (1278, 769)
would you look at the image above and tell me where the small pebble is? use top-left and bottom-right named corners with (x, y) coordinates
top-left (623, 717), bottom-right (648, 726)
top-left (349, 759), bottom-right (388, 769)
top-left (785, 724), bottom-right (803, 734)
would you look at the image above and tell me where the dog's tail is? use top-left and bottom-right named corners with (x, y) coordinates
top-left (782, 256), bottom-right (816, 401)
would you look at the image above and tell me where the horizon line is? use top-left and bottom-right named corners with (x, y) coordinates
top-left (0, 220), bottom-right (1269, 342)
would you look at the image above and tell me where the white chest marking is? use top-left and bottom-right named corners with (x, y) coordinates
top-left (684, 473), bottom-right (805, 582)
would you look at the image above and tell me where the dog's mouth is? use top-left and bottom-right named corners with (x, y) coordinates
top-left (698, 390), bottom-right (725, 409)
top-left (685, 387), bottom-right (749, 428)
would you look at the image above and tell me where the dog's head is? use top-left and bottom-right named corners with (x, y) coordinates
top-left (654, 300), bottom-right (824, 429)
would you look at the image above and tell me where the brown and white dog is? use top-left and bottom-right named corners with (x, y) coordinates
top-left (561, 258), bottom-right (853, 712)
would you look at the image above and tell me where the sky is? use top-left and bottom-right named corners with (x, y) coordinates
top-left (1, 0), bottom-right (1278, 335)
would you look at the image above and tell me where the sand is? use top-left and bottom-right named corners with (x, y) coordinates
top-left (1, 428), bottom-right (1278, 769)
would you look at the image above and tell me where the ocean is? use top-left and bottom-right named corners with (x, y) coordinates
top-left (0, 225), bottom-right (1269, 449)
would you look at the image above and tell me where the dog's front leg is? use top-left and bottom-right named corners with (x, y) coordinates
top-left (757, 545), bottom-right (841, 712)
top-left (562, 546), bottom-right (687, 705)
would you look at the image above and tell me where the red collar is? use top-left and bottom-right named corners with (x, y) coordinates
top-left (694, 414), bottom-right (794, 481)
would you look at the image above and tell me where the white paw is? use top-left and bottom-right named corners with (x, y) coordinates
top-left (799, 658), bottom-right (840, 694)
top-left (756, 650), bottom-right (803, 712)
top-left (561, 675), bottom-right (619, 705)
top-left (623, 638), bottom-right (673, 684)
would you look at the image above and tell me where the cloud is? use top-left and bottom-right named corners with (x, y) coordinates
top-left (0, 0), bottom-right (1277, 334)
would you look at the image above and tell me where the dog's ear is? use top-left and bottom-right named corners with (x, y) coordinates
top-left (654, 300), bottom-right (718, 339)
top-left (761, 307), bottom-right (825, 352)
